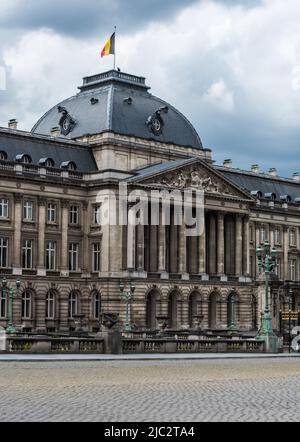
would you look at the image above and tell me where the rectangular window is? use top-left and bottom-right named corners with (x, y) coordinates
top-left (46, 241), bottom-right (56, 271)
top-left (0, 199), bottom-right (9, 219)
top-left (274, 227), bottom-right (281, 245)
top-left (47, 203), bottom-right (57, 223)
top-left (0, 238), bottom-right (8, 268)
top-left (0, 289), bottom-right (7, 318)
top-left (22, 240), bottom-right (33, 269)
top-left (289, 259), bottom-right (297, 281)
top-left (69, 243), bottom-right (79, 272)
top-left (69, 206), bottom-right (79, 225)
top-left (93, 205), bottom-right (102, 225)
top-left (249, 225), bottom-right (254, 243)
top-left (23, 201), bottom-right (33, 221)
top-left (260, 226), bottom-right (266, 244)
top-left (275, 258), bottom-right (281, 279)
top-left (92, 242), bottom-right (101, 272)
top-left (289, 229), bottom-right (296, 247)
top-left (46, 292), bottom-right (55, 320)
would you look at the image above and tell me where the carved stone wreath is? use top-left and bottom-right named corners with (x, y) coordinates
top-left (58, 106), bottom-right (76, 136)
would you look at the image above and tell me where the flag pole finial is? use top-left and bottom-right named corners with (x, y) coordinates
top-left (114, 25), bottom-right (117, 70)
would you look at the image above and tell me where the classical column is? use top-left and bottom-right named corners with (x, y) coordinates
top-left (235, 215), bottom-right (243, 276)
top-left (127, 210), bottom-right (136, 270)
top-left (208, 213), bottom-right (217, 275)
top-left (179, 221), bottom-right (187, 274)
top-left (217, 212), bottom-right (225, 275)
top-left (37, 197), bottom-right (46, 276)
top-left (13, 193), bottom-right (22, 275)
top-left (198, 217), bottom-right (206, 274)
top-left (136, 224), bottom-right (145, 271)
top-left (158, 224), bottom-right (166, 273)
top-left (243, 216), bottom-right (250, 276)
top-left (60, 200), bottom-right (69, 276)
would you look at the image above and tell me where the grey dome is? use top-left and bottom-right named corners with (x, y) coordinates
top-left (32, 70), bottom-right (203, 149)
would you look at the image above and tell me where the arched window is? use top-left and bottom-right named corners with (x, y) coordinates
top-left (60, 161), bottom-right (77, 171)
top-left (188, 291), bottom-right (202, 328)
top-left (22, 290), bottom-right (32, 319)
top-left (168, 291), bottom-right (180, 329)
top-left (68, 290), bottom-right (78, 319)
top-left (0, 288), bottom-right (7, 319)
top-left (92, 291), bottom-right (101, 320)
top-left (39, 158), bottom-right (55, 168)
top-left (146, 290), bottom-right (159, 330)
top-left (0, 151), bottom-right (7, 161)
top-left (16, 154), bottom-right (32, 164)
top-left (46, 290), bottom-right (56, 320)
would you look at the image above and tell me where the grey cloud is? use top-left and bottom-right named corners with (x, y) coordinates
top-left (0, 0), bottom-right (263, 37)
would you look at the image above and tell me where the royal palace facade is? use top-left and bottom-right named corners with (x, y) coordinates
top-left (0, 70), bottom-right (299, 336)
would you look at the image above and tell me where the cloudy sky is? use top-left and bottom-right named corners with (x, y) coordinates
top-left (0, 0), bottom-right (300, 176)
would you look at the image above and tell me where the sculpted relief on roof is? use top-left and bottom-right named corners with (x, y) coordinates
top-left (141, 164), bottom-right (246, 198)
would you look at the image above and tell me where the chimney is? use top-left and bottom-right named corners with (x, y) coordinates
top-left (293, 172), bottom-right (300, 182)
top-left (8, 119), bottom-right (18, 130)
top-left (251, 164), bottom-right (260, 174)
top-left (223, 159), bottom-right (233, 168)
top-left (51, 127), bottom-right (61, 137)
top-left (268, 168), bottom-right (277, 177)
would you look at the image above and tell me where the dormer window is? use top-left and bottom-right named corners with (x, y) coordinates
top-left (251, 190), bottom-right (262, 199)
top-left (16, 154), bottom-right (32, 164)
top-left (60, 161), bottom-right (77, 171)
top-left (39, 158), bottom-right (55, 168)
top-left (264, 192), bottom-right (276, 201)
top-left (0, 151), bottom-right (7, 161)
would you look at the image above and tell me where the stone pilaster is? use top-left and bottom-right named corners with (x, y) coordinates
top-left (198, 214), bottom-right (206, 275)
top-left (283, 226), bottom-right (289, 280)
top-left (81, 202), bottom-right (90, 277)
top-left (178, 222), bottom-right (187, 274)
top-left (13, 193), bottom-right (22, 275)
top-left (127, 210), bottom-right (136, 270)
top-left (243, 216), bottom-right (250, 277)
top-left (158, 224), bottom-right (166, 273)
top-left (37, 197), bottom-right (46, 277)
top-left (60, 200), bottom-right (69, 277)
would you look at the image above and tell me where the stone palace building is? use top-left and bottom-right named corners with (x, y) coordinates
top-left (0, 69), bottom-right (299, 335)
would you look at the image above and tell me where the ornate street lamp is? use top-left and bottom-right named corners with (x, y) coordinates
top-left (228, 293), bottom-right (238, 332)
top-left (120, 281), bottom-right (135, 332)
top-left (2, 278), bottom-right (21, 334)
top-left (256, 240), bottom-right (278, 352)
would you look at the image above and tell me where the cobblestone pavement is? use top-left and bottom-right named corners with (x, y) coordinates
top-left (0, 358), bottom-right (299, 422)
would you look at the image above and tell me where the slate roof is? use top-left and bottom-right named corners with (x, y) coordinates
top-left (0, 128), bottom-right (97, 172)
top-left (217, 166), bottom-right (300, 202)
top-left (32, 70), bottom-right (203, 150)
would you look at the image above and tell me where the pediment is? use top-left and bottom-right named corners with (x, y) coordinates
top-left (133, 159), bottom-right (252, 200)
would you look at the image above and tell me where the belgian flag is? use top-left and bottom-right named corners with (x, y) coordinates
top-left (101, 32), bottom-right (115, 58)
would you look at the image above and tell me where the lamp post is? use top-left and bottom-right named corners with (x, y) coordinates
top-left (120, 281), bottom-right (135, 332)
top-left (256, 240), bottom-right (278, 352)
top-left (2, 278), bottom-right (21, 334)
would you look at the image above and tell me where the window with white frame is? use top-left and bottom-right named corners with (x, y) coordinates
top-left (22, 240), bottom-right (33, 269)
top-left (68, 291), bottom-right (78, 318)
top-left (47, 203), bottom-right (57, 223)
top-left (22, 291), bottom-right (32, 319)
top-left (92, 291), bottom-right (101, 320)
top-left (274, 258), bottom-right (281, 279)
top-left (0, 238), bottom-right (8, 268)
top-left (69, 243), bottom-right (79, 272)
top-left (69, 206), bottom-right (79, 225)
top-left (0, 199), bottom-right (9, 219)
top-left (260, 226), bottom-right (267, 244)
top-left (46, 241), bottom-right (57, 271)
top-left (274, 227), bottom-right (281, 245)
top-left (289, 259), bottom-right (297, 281)
top-left (93, 205), bottom-right (102, 225)
top-left (46, 290), bottom-right (55, 319)
top-left (0, 288), bottom-right (7, 318)
top-left (23, 201), bottom-right (33, 221)
top-left (289, 229), bottom-right (296, 247)
top-left (92, 242), bottom-right (101, 272)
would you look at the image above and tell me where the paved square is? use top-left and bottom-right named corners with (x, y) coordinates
top-left (0, 358), bottom-right (299, 422)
